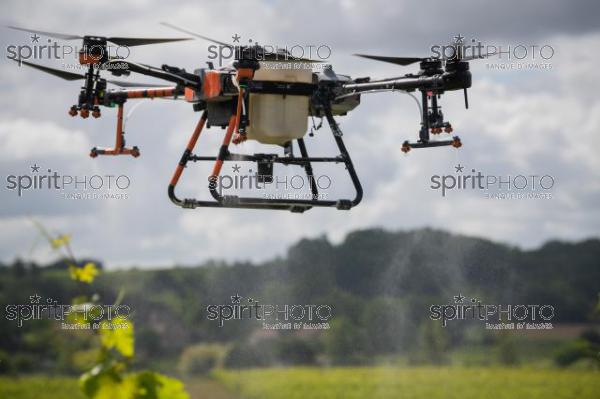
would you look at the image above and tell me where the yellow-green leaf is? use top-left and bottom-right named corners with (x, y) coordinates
top-left (81, 371), bottom-right (189, 399)
top-left (94, 375), bottom-right (137, 399)
top-left (153, 373), bottom-right (189, 399)
top-left (66, 303), bottom-right (94, 326)
top-left (69, 262), bottom-right (99, 284)
top-left (131, 371), bottom-right (189, 399)
top-left (100, 316), bottom-right (134, 358)
top-left (51, 234), bottom-right (71, 249)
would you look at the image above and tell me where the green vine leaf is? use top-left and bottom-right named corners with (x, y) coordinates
top-left (100, 316), bottom-right (134, 358)
top-left (81, 370), bottom-right (189, 399)
top-left (131, 371), bottom-right (190, 399)
top-left (69, 262), bottom-right (100, 284)
top-left (79, 363), bottom-right (122, 398)
top-left (29, 221), bottom-right (190, 399)
top-left (51, 234), bottom-right (71, 249)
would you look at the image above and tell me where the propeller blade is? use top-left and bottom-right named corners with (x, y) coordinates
top-left (161, 23), bottom-right (321, 63)
top-left (15, 59), bottom-right (85, 80)
top-left (106, 37), bottom-right (192, 47)
top-left (7, 25), bottom-right (190, 47)
top-left (160, 22), bottom-right (233, 47)
top-left (6, 25), bottom-right (82, 40)
top-left (14, 59), bottom-right (172, 89)
top-left (354, 54), bottom-right (424, 66)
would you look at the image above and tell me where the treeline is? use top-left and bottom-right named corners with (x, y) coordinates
top-left (1, 228), bottom-right (599, 372)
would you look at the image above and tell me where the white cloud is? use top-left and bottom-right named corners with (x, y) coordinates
top-left (0, 119), bottom-right (90, 160)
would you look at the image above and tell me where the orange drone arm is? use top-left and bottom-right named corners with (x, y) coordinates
top-left (125, 87), bottom-right (178, 99)
top-left (210, 90), bottom-right (244, 179)
top-left (89, 86), bottom-right (179, 158)
top-left (209, 67), bottom-right (253, 177)
top-left (210, 114), bottom-right (237, 179)
top-left (169, 112), bottom-right (208, 187)
top-left (90, 103), bottom-right (141, 157)
top-left (115, 103), bottom-right (124, 149)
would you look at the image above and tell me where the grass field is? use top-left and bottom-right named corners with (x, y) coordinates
top-left (2, 367), bottom-right (599, 399)
top-left (0, 376), bottom-right (85, 399)
top-left (214, 367), bottom-right (600, 399)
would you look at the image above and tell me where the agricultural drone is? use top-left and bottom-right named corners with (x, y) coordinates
top-left (8, 24), bottom-right (491, 212)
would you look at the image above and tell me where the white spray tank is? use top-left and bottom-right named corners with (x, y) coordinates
top-left (246, 61), bottom-right (312, 145)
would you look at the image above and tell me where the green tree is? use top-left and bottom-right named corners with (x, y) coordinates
top-left (415, 320), bottom-right (449, 364)
top-left (325, 316), bottom-right (368, 365)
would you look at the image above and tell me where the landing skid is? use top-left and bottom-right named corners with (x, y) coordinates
top-left (168, 108), bottom-right (363, 213)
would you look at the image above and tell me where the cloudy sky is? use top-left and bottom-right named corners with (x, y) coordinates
top-left (0, 0), bottom-right (599, 268)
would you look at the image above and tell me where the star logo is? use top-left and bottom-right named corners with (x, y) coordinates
top-left (454, 293), bottom-right (465, 303)
top-left (30, 164), bottom-right (40, 173)
top-left (454, 164), bottom-right (464, 173)
top-left (232, 164), bottom-right (241, 173)
top-left (29, 294), bottom-right (41, 304)
top-left (231, 294), bottom-right (241, 304)
top-left (30, 33), bottom-right (40, 43)
top-left (453, 34), bottom-right (465, 44)
top-left (232, 34), bottom-right (241, 43)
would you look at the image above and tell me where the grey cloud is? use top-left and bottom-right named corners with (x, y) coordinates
top-left (0, 0), bottom-right (599, 267)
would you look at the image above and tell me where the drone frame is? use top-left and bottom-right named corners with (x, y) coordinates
top-left (9, 25), bottom-right (481, 214)
top-left (168, 67), bottom-right (363, 213)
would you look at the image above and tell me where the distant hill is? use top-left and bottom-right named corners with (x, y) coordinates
top-left (1, 227), bottom-right (599, 370)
